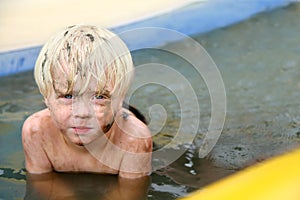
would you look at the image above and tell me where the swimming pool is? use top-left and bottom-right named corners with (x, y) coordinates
top-left (1, 2), bottom-right (300, 200)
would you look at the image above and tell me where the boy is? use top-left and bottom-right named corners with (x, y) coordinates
top-left (22, 25), bottom-right (152, 179)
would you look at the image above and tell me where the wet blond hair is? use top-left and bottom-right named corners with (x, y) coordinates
top-left (34, 25), bottom-right (134, 98)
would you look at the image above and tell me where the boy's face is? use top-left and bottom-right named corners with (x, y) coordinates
top-left (46, 73), bottom-right (120, 146)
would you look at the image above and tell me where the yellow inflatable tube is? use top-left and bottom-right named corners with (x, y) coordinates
top-left (181, 148), bottom-right (300, 200)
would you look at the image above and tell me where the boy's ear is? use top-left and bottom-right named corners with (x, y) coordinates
top-left (112, 97), bottom-right (124, 110)
top-left (119, 98), bottom-right (125, 108)
top-left (44, 98), bottom-right (49, 107)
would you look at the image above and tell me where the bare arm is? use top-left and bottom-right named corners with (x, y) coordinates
top-left (118, 118), bottom-right (153, 179)
top-left (22, 114), bottom-right (53, 173)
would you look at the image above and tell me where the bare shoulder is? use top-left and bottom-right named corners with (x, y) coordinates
top-left (22, 109), bottom-right (53, 173)
top-left (114, 109), bottom-right (153, 178)
top-left (123, 112), bottom-right (151, 138)
top-left (22, 109), bottom-right (51, 139)
top-left (114, 109), bottom-right (152, 153)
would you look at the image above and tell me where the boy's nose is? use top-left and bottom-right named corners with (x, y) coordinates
top-left (72, 99), bottom-right (92, 118)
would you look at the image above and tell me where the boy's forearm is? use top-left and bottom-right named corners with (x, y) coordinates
top-left (24, 153), bottom-right (53, 174)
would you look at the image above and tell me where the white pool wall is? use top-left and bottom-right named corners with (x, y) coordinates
top-left (0, 0), bottom-right (298, 76)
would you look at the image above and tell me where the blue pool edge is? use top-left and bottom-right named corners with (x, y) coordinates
top-left (0, 0), bottom-right (297, 77)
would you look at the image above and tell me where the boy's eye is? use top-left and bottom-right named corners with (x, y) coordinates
top-left (95, 95), bottom-right (105, 100)
top-left (64, 94), bottom-right (73, 99)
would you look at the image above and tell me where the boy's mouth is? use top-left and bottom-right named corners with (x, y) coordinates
top-left (72, 127), bottom-right (92, 134)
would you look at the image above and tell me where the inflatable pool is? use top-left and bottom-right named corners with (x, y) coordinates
top-left (181, 147), bottom-right (300, 200)
top-left (1, 1), bottom-right (300, 199)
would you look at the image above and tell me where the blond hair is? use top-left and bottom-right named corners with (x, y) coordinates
top-left (34, 25), bottom-right (134, 98)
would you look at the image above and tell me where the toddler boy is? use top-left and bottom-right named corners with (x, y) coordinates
top-left (22, 25), bottom-right (152, 179)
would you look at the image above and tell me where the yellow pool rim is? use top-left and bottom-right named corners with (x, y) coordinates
top-left (180, 147), bottom-right (300, 200)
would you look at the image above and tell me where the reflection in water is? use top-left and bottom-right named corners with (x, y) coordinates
top-left (25, 172), bottom-right (150, 200)
top-left (153, 146), bottom-right (235, 189)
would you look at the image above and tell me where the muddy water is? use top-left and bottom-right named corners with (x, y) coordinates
top-left (196, 2), bottom-right (300, 170)
top-left (1, 3), bottom-right (300, 199)
top-left (131, 2), bottom-right (300, 185)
